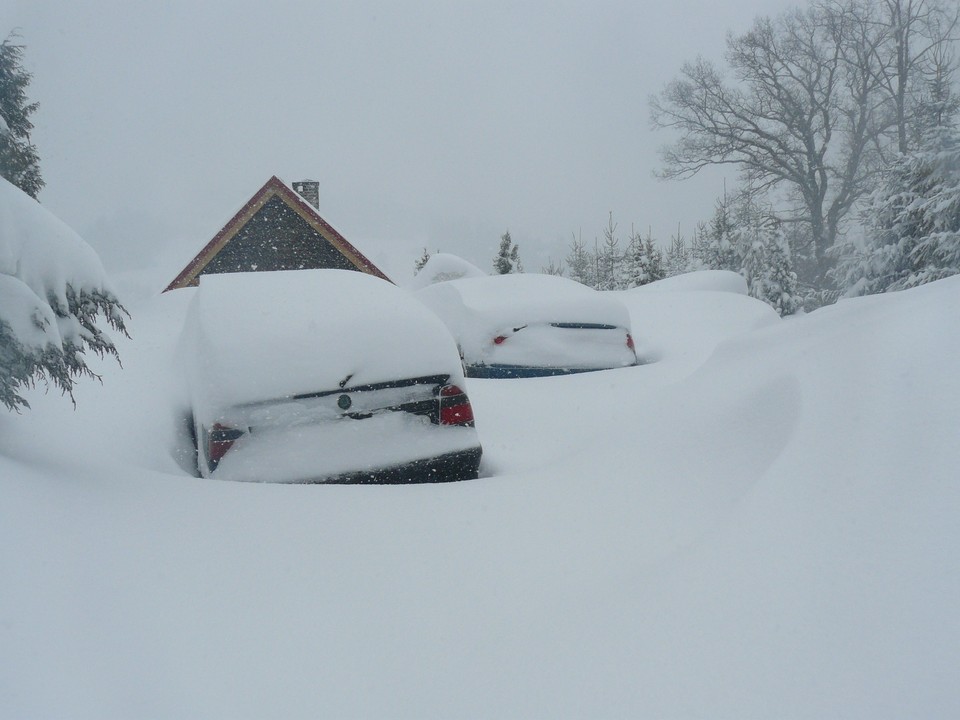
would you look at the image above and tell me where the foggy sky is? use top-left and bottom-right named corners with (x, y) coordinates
top-left (5, 0), bottom-right (798, 288)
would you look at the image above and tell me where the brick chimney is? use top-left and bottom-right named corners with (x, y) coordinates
top-left (292, 180), bottom-right (320, 209)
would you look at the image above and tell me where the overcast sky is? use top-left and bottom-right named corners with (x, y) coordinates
top-left (5, 0), bottom-right (799, 287)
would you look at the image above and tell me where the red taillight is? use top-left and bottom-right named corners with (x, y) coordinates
top-left (439, 384), bottom-right (475, 426)
top-left (626, 332), bottom-right (635, 351)
top-left (207, 422), bottom-right (244, 468)
top-left (494, 326), bottom-right (527, 344)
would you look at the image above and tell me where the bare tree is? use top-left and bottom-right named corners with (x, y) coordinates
top-left (868, 0), bottom-right (959, 154)
top-left (540, 257), bottom-right (565, 276)
top-left (651, 2), bottom-right (890, 286)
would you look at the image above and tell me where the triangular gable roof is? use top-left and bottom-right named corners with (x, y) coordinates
top-left (163, 176), bottom-right (391, 291)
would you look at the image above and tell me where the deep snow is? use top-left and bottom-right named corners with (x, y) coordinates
top-left (2, 271), bottom-right (959, 718)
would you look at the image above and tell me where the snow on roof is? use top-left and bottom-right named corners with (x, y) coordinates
top-left (181, 269), bottom-right (462, 409)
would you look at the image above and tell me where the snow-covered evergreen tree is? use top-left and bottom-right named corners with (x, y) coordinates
top-left (688, 221), bottom-right (710, 271)
top-left (510, 242), bottom-right (523, 273)
top-left (715, 190), bottom-right (801, 314)
top-left (0, 33), bottom-right (43, 199)
top-left (664, 229), bottom-right (690, 277)
top-left (701, 192), bottom-right (741, 272)
top-left (835, 112), bottom-right (960, 295)
top-left (909, 41), bottom-right (960, 153)
top-left (741, 221), bottom-right (800, 316)
top-left (905, 127), bottom-right (960, 280)
top-left (1, 177), bottom-right (127, 411)
top-left (766, 235), bottom-right (801, 315)
top-left (566, 232), bottom-right (595, 288)
top-left (643, 230), bottom-right (665, 284)
top-left (623, 229), bottom-right (646, 288)
top-left (595, 212), bottom-right (622, 290)
top-left (493, 231), bottom-right (522, 274)
top-left (624, 227), bottom-right (664, 287)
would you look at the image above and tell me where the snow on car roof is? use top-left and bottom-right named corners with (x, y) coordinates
top-left (417, 273), bottom-right (632, 329)
top-left (408, 253), bottom-right (487, 289)
top-left (181, 269), bottom-right (462, 408)
top-left (634, 270), bottom-right (748, 295)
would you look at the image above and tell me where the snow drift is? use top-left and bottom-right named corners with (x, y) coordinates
top-left (1, 271), bottom-right (959, 718)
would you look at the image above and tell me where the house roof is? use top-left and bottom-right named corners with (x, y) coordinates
top-left (163, 175), bottom-right (391, 291)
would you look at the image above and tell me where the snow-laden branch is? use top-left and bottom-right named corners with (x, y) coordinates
top-left (0, 177), bottom-right (128, 411)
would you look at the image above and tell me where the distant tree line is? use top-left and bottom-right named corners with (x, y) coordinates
top-left (548, 202), bottom-right (801, 316)
top-left (649, 0), bottom-right (960, 307)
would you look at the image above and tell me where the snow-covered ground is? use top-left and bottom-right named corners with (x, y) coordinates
top-left (2, 271), bottom-right (959, 718)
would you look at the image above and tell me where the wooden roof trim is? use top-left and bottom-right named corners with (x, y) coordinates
top-left (163, 177), bottom-right (281, 291)
top-left (272, 181), bottom-right (392, 283)
top-left (163, 176), bottom-right (391, 291)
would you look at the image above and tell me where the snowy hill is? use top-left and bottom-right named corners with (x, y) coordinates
top-left (2, 273), bottom-right (959, 718)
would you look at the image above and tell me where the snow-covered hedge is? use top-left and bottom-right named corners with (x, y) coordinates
top-left (0, 177), bottom-right (127, 410)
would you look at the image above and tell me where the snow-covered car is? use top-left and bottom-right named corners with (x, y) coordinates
top-left (178, 269), bottom-right (482, 483)
top-left (409, 253), bottom-right (487, 289)
top-left (415, 273), bottom-right (640, 378)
